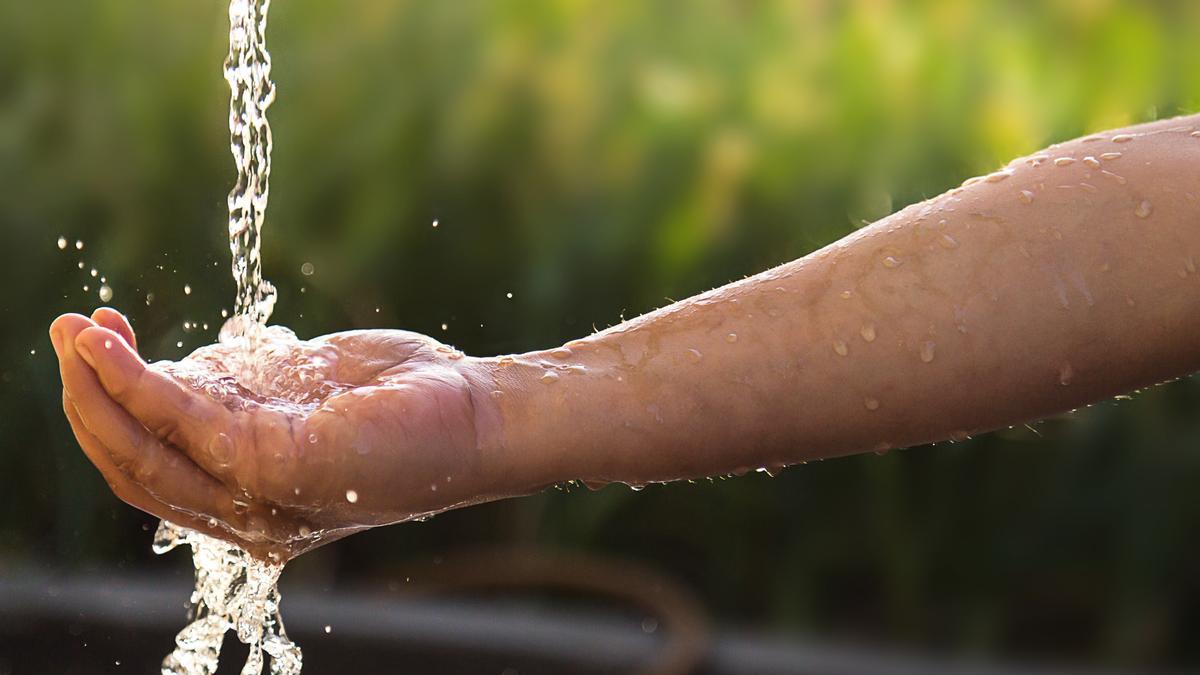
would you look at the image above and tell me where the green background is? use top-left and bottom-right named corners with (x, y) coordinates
top-left (3, 0), bottom-right (1200, 668)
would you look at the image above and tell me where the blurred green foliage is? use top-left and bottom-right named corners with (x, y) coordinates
top-left (3, 0), bottom-right (1200, 667)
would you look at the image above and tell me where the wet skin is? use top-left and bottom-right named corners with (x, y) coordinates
top-left (52, 114), bottom-right (1200, 562)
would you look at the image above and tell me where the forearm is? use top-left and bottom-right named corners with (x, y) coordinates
top-left (483, 115), bottom-right (1200, 487)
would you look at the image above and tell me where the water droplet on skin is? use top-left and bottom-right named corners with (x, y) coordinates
top-left (550, 348), bottom-right (571, 359)
top-left (490, 390), bottom-right (504, 399)
top-left (98, 285), bottom-right (113, 302)
top-left (498, 356), bottom-right (515, 368)
top-left (183, 284), bottom-right (192, 295)
top-left (1186, 258), bottom-right (1197, 274)
top-left (448, 351), bottom-right (463, 360)
top-left (1053, 157), bottom-right (1076, 166)
top-left (859, 323), bottom-right (876, 342)
top-left (1099, 170), bottom-right (1126, 184)
top-left (938, 233), bottom-right (959, 249)
top-left (1111, 134), bottom-right (1134, 143)
top-left (57, 236), bottom-right (68, 250)
top-left (919, 341), bottom-right (936, 363)
top-left (1191, 131), bottom-right (1200, 138)
top-left (540, 371), bottom-right (560, 384)
top-left (1135, 200), bottom-right (1153, 219)
top-left (839, 290), bottom-right (853, 299)
top-left (881, 255), bottom-right (903, 268)
top-left (1099, 152), bottom-right (1122, 161)
top-left (1079, 182), bottom-right (1098, 193)
top-left (873, 442), bottom-right (892, 456)
top-left (985, 169), bottom-right (1014, 183)
top-left (75, 240), bottom-right (84, 250)
top-left (308, 433), bottom-right (318, 444)
top-left (833, 339), bottom-right (849, 357)
top-left (1018, 190), bottom-right (1035, 204)
top-left (1058, 363), bottom-right (1074, 386)
top-left (864, 397), bottom-right (880, 411)
top-left (725, 333), bottom-right (738, 343)
top-left (300, 262), bottom-right (314, 276)
top-left (345, 490), bottom-right (358, 503)
top-left (1082, 156), bottom-right (1101, 169)
top-left (103, 339), bottom-right (113, 350)
top-left (687, 348), bottom-right (703, 363)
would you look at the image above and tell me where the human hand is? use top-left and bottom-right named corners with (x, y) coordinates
top-left (50, 309), bottom-right (520, 562)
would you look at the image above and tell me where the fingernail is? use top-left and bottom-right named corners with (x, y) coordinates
top-left (76, 340), bottom-right (96, 369)
top-left (49, 328), bottom-right (64, 358)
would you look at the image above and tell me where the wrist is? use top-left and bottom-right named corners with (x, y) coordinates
top-left (458, 353), bottom-right (579, 495)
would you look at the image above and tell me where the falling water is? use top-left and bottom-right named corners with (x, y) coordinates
top-left (155, 1), bottom-right (301, 673)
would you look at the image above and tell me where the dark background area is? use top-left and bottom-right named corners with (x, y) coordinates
top-left (3, 0), bottom-right (1200, 672)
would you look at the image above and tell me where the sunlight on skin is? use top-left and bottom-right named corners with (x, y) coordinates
top-left (52, 114), bottom-right (1200, 561)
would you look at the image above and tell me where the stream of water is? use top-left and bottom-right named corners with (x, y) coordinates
top-left (154, 1), bottom-right (299, 673)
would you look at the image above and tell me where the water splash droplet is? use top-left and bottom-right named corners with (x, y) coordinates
top-left (184, 284), bottom-right (193, 295)
top-left (98, 285), bottom-right (113, 302)
top-left (57, 236), bottom-right (68, 250)
top-left (75, 240), bottom-right (84, 250)
top-left (1134, 200), bottom-right (1153, 219)
top-left (300, 262), bottom-right (314, 276)
top-left (919, 341), bottom-right (936, 363)
top-left (506, 292), bottom-right (513, 299)
top-left (1058, 363), bottom-right (1074, 386)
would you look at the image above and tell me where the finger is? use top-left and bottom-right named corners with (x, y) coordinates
top-left (73, 326), bottom-right (241, 481)
top-left (64, 390), bottom-right (228, 533)
top-left (67, 392), bottom-right (300, 563)
top-left (55, 323), bottom-right (238, 523)
top-left (91, 307), bottom-right (138, 352)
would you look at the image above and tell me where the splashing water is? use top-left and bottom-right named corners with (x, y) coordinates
top-left (155, 0), bottom-right (300, 673)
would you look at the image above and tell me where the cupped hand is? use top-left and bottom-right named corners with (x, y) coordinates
top-left (50, 309), bottom-right (514, 562)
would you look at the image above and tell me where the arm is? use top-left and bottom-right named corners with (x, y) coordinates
top-left (483, 114), bottom-right (1200, 487)
top-left (53, 115), bottom-right (1200, 560)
